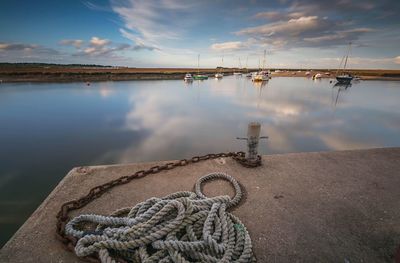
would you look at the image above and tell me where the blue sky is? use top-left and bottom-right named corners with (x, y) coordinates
top-left (0, 0), bottom-right (399, 68)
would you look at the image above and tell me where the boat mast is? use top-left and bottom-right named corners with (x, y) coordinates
top-left (246, 56), bottom-right (249, 73)
top-left (343, 42), bottom-right (352, 72)
top-left (197, 54), bottom-right (200, 75)
top-left (262, 50), bottom-right (266, 71)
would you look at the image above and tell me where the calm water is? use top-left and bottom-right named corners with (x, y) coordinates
top-left (1, 76), bottom-right (400, 246)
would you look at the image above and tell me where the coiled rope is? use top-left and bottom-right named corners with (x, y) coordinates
top-left (65, 172), bottom-right (255, 262)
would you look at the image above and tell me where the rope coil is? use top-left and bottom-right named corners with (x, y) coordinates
top-left (65, 172), bottom-right (255, 262)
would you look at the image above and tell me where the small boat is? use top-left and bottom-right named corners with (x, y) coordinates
top-left (184, 73), bottom-right (193, 81)
top-left (215, 73), bottom-right (223, 79)
top-left (193, 74), bottom-right (209, 80)
top-left (324, 72), bottom-right (331, 76)
top-left (193, 54), bottom-right (209, 80)
top-left (312, 73), bottom-right (322, 79)
top-left (305, 71), bottom-right (311, 76)
top-left (252, 71), bottom-right (270, 82)
top-left (244, 56), bottom-right (252, 78)
top-left (233, 58), bottom-right (242, 75)
top-left (252, 50), bottom-right (270, 82)
top-left (215, 57), bottom-right (224, 79)
top-left (336, 43), bottom-right (353, 84)
top-left (336, 74), bottom-right (353, 83)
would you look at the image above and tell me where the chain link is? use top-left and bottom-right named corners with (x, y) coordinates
top-left (55, 151), bottom-right (261, 261)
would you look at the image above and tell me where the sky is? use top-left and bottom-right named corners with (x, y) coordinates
top-left (0, 0), bottom-right (399, 69)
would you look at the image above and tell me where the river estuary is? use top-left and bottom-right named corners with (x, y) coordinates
top-left (1, 76), bottom-right (400, 246)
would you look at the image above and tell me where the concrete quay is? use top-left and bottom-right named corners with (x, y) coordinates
top-left (1, 147), bottom-right (400, 262)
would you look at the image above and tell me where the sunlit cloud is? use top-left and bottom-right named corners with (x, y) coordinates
top-left (211, 41), bottom-right (246, 51)
top-left (111, 0), bottom-right (196, 47)
top-left (90, 36), bottom-right (111, 47)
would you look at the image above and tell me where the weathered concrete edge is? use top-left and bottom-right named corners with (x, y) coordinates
top-left (3, 147), bottom-right (399, 249)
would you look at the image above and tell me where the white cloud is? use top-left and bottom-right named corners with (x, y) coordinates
top-left (211, 41), bottom-right (245, 51)
top-left (237, 16), bottom-right (322, 37)
top-left (90, 37), bottom-right (110, 47)
top-left (111, 0), bottom-right (198, 51)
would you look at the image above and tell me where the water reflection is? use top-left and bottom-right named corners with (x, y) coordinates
top-left (332, 82), bottom-right (352, 108)
top-left (0, 77), bottom-right (400, 246)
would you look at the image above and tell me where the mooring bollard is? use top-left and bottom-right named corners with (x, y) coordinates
top-left (237, 122), bottom-right (268, 164)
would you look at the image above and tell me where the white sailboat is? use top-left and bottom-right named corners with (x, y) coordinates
top-left (233, 58), bottom-right (242, 76)
top-left (215, 56), bottom-right (223, 79)
top-left (245, 56), bottom-right (252, 78)
top-left (252, 50), bottom-right (270, 82)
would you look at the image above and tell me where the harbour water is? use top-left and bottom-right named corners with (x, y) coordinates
top-left (1, 76), bottom-right (400, 246)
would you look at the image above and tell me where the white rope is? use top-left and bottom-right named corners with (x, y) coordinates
top-left (65, 172), bottom-right (255, 262)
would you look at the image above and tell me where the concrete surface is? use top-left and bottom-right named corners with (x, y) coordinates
top-left (1, 148), bottom-right (400, 262)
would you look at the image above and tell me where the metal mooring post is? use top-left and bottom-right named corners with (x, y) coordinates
top-left (237, 122), bottom-right (268, 164)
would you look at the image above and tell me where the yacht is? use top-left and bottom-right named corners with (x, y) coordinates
top-left (252, 50), bottom-right (270, 82)
top-left (233, 58), bottom-right (242, 76)
top-left (215, 73), bottom-right (223, 79)
top-left (312, 73), bottom-right (322, 80)
top-left (193, 54), bottom-right (209, 80)
top-left (184, 73), bottom-right (193, 81)
top-left (215, 57), bottom-right (224, 79)
top-left (336, 43), bottom-right (353, 84)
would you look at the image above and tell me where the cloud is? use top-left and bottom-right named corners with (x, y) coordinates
top-left (83, 1), bottom-right (111, 12)
top-left (59, 39), bottom-right (84, 48)
top-left (254, 11), bottom-right (306, 21)
top-left (0, 42), bottom-right (60, 54)
top-left (235, 13), bottom-right (373, 49)
top-left (211, 41), bottom-right (246, 51)
top-left (69, 36), bottom-right (155, 58)
top-left (0, 43), bottom-right (38, 51)
top-left (395, 56), bottom-right (400, 64)
top-left (303, 28), bottom-right (373, 46)
top-left (90, 37), bottom-right (110, 47)
top-left (237, 16), bottom-right (327, 37)
top-left (111, 0), bottom-right (198, 51)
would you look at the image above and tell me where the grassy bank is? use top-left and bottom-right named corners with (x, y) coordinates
top-left (0, 65), bottom-right (399, 82)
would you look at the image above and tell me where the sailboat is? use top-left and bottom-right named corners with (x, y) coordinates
top-left (245, 56), bottom-right (252, 78)
top-left (252, 50), bottom-right (270, 82)
top-left (215, 56), bottom-right (223, 79)
top-left (336, 43), bottom-right (353, 84)
top-left (193, 54), bottom-right (209, 80)
top-left (233, 58), bottom-right (242, 76)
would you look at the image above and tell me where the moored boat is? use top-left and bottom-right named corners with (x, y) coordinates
top-left (336, 74), bottom-right (353, 83)
top-left (215, 56), bottom-right (224, 79)
top-left (193, 54), bottom-right (209, 80)
top-left (336, 43), bottom-right (353, 84)
top-left (193, 74), bottom-right (209, 80)
top-left (312, 73), bottom-right (322, 79)
top-left (252, 50), bottom-right (270, 82)
top-left (184, 73), bottom-right (193, 81)
top-left (215, 73), bottom-right (223, 79)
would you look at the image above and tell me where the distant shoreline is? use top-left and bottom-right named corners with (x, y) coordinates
top-left (1, 67), bottom-right (399, 83)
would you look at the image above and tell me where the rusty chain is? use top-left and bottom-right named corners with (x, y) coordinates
top-left (55, 151), bottom-right (261, 262)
